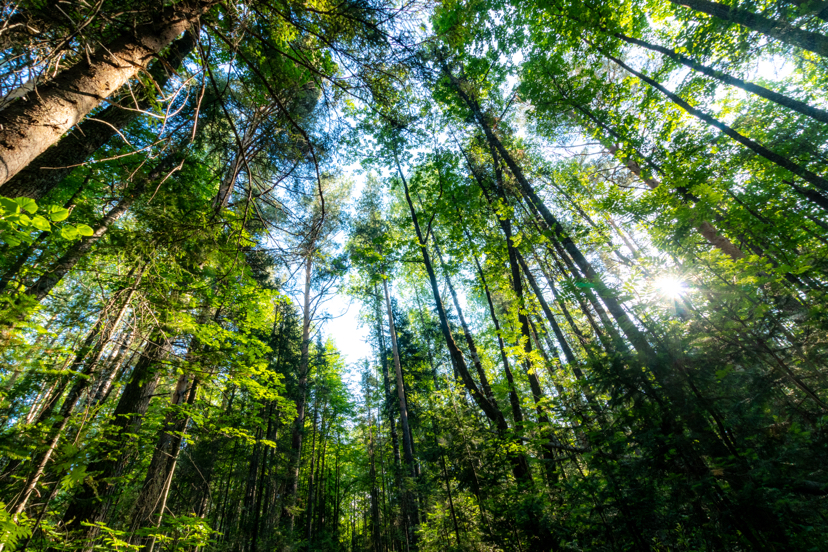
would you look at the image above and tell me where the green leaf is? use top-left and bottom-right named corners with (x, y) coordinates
top-left (48, 206), bottom-right (70, 222)
top-left (76, 224), bottom-right (94, 237)
top-left (0, 197), bottom-right (20, 215)
top-left (30, 215), bottom-right (51, 232)
top-left (14, 197), bottom-right (37, 213)
top-left (61, 227), bottom-right (79, 240)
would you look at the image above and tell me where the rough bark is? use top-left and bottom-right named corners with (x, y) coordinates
top-left (0, 31), bottom-right (197, 200)
top-left (0, 1), bottom-right (214, 187)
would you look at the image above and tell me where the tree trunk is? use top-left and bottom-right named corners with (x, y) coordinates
top-left (0, 31), bottom-right (197, 200)
top-left (516, 253), bottom-right (578, 367)
top-left (432, 238), bottom-right (498, 411)
top-left (374, 286), bottom-right (401, 469)
top-left (24, 153), bottom-right (183, 303)
top-left (559, 92), bottom-right (746, 260)
top-left (394, 148), bottom-right (532, 484)
top-left (615, 31), bottom-right (828, 124)
top-left (382, 278), bottom-right (420, 545)
top-left (3, 271), bottom-right (139, 514)
top-left (128, 373), bottom-right (198, 537)
top-left (598, 45), bottom-right (828, 202)
top-left (468, 248), bottom-right (528, 430)
top-left (0, 2), bottom-right (213, 188)
top-left (60, 330), bottom-right (172, 542)
top-left (670, 0), bottom-right (828, 57)
top-left (284, 253), bottom-right (313, 529)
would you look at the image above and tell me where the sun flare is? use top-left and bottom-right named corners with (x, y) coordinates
top-left (654, 275), bottom-right (686, 299)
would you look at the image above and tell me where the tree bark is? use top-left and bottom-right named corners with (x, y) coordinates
top-left (0, 2), bottom-right (213, 188)
top-left (669, 0), bottom-right (828, 57)
top-left (0, 31), bottom-right (197, 200)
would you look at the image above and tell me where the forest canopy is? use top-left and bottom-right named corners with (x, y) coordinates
top-left (0, 0), bottom-right (827, 550)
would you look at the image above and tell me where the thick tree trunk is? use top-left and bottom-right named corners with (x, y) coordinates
top-left (0, 31), bottom-right (197, 200)
top-left (0, 1), bottom-right (213, 187)
top-left (670, 0), bottom-right (828, 57)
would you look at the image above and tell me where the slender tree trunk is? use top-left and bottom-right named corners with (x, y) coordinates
top-left (285, 253), bottom-right (314, 529)
top-left (597, 45), bottom-right (828, 201)
top-left (60, 330), bottom-right (172, 543)
top-left (24, 154), bottom-right (182, 303)
top-left (432, 238), bottom-right (498, 410)
top-left (615, 31), bottom-right (828, 124)
top-left (305, 398), bottom-right (320, 544)
top-left (469, 249), bottom-right (527, 430)
top-left (374, 286), bottom-right (401, 469)
top-left (383, 278), bottom-right (420, 547)
top-left (439, 452), bottom-right (462, 546)
top-left (4, 272), bottom-right (139, 514)
top-left (0, 32), bottom-right (197, 200)
top-left (394, 148), bottom-right (531, 484)
top-left (669, 0), bottom-right (828, 56)
top-left (0, 1), bottom-right (214, 188)
top-left (559, 91), bottom-right (747, 259)
top-left (516, 253), bottom-right (578, 367)
top-left (395, 151), bottom-right (501, 426)
top-left (129, 373), bottom-right (198, 538)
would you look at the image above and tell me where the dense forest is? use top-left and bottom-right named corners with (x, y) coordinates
top-left (0, 0), bottom-right (827, 550)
